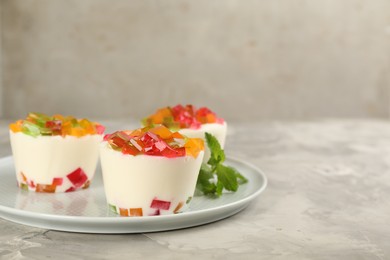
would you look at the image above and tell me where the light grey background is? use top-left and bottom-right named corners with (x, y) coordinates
top-left (1, 0), bottom-right (390, 121)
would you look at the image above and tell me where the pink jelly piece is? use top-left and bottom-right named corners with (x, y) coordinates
top-left (150, 199), bottom-right (171, 210)
top-left (149, 209), bottom-right (161, 216)
top-left (67, 168), bottom-right (88, 188)
top-left (171, 105), bottom-right (202, 129)
top-left (28, 180), bottom-right (36, 188)
top-left (140, 132), bottom-right (159, 146)
top-left (52, 177), bottom-right (63, 186)
top-left (216, 117), bottom-right (225, 124)
top-left (141, 133), bottom-right (167, 156)
top-left (154, 140), bottom-right (168, 151)
top-left (95, 124), bottom-right (105, 135)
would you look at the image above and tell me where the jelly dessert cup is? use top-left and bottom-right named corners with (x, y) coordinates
top-left (142, 104), bottom-right (226, 162)
top-left (100, 125), bottom-right (204, 216)
top-left (9, 113), bottom-right (105, 193)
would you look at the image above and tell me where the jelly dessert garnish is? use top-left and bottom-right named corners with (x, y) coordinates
top-left (104, 125), bottom-right (204, 158)
top-left (9, 112), bottom-right (105, 137)
top-left (142, 105), bottom-right (224, 130)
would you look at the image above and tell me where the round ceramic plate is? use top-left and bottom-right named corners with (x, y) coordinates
top-left (0, 156), bottom-right (267, 233)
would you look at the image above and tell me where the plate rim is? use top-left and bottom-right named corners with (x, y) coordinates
top-left (0, 155), bottom-right (267, 232)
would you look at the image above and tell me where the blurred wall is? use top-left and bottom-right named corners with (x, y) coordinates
top-left (0, 3), bottom-right (3, 118)
top-left (1, 0), bottom-right (390, 121)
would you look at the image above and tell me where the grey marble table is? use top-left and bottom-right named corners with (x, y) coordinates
top-left (0, 119), bottom-right (389, 260)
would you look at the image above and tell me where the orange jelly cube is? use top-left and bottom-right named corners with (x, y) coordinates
top-left (9, 120), bottom-right (23, 132)
top-left (82, 180), bottom-right (91, 189)
top-left (151, 108), bottom-right (172, 124)
top-left (119, 208), bottom-right (129, 216)
top-left (35, 184), bottom-right (56, 193)
top-left (61, 121), bottom-right (72, 136)
top-left (79, 119), bottom-right (95, 134)
top-left (206, 114), bottom-right (217, 123)
top-left (70, 127), bottom-right (86, 137)
top-left (149, 125), bottom-right (173, 139)
top-left (20, 172), bottom-right (27, 183)
top-left (174, 202), bottom-right (184, 214)
top-left (53, 114), bottom-right (65, 121)
top-left (185, 138), bottom-right (204, 158)
top-left (129, 208), bottom-right (143, 217)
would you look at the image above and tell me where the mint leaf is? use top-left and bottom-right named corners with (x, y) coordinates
top-left (196, 164), bottom-right (217, 195)
top-left (216, 180), bottom-right (224, 196)
top-left (216, 164), bottom-right (238, 192)
top-left (236, 172), bottom-right (248, 184)
top-left (205, 132), bottom-right (225, 166)
top-left (196, 133), bottom-right (249, 197)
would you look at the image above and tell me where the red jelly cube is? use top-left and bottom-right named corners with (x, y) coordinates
top-left (171, 104), bottom-right (185, 116)
top-left (161, 146), bottom-right (185, 158)
top-left (65, 187), bottom-right (76, 193)
top-left (122, 144), bottom-right (139, 155)
top-left (149, 209), bottom-right (160, 216)
top-left (67, 168), bottom-right (88, 188)
top-left (52, 177), bottom-right (63, 186)
top-left (150, 199), bottom-right (171, 210)
top-left (46, 120), bottom-right (62, 131)
top-left (110, 135), bottom-right (128, 148)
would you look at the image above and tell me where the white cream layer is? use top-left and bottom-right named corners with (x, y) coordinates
top-left (100, 143), bottom-right (204, 216)
top-left (10, 131), bottom-right (102, 192)
top-left (179, 122), bottom-right (227, 163)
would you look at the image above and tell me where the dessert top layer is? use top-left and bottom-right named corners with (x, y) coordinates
top-left (142, 104), bottom-right (224, 130)
top-left (9, 113), bottom-right (105, 137)
top-left (104, 125), bottom-right (204, 158)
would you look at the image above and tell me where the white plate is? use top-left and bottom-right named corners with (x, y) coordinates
top-left (0, 156), bottom-right (267, 233)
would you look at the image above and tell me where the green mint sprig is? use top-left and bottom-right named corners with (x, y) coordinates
top-left (196, 133), bottom-right (248, 197)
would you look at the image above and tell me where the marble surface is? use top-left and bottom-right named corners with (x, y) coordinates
top-left (1, 119), bottom-right (390, 259)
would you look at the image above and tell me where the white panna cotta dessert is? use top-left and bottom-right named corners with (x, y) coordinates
top-left (142, 104), bottom-right (227, 162)
top-left (9, 113), bottom-right (105, 193)
top-left (100, 125), bottom-right (204, 217)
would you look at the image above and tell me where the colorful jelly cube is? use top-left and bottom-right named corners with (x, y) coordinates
top-left (174, 202), bottom-right (184, 214)
top-left (130, 208), bottom-right (143, 217)
top-left (67, 168), bottom-right (88, 188)
top-left (150, 199), bottom-right (171, 210)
